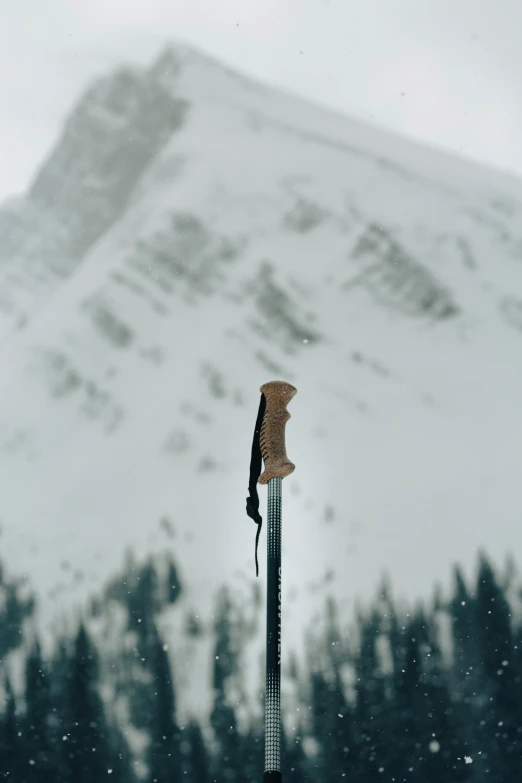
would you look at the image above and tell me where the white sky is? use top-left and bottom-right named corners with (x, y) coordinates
top-left (1, 0), bottom-right (522, 203)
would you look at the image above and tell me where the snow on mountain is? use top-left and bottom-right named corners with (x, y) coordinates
top-left (1, 41), bottom-right (522, 728)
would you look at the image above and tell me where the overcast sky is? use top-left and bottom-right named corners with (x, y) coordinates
top-left (1, 0), bottom-right (522, 204)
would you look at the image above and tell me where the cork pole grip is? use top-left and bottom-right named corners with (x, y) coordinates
top-left (258, 381), bottom-right (297, 484)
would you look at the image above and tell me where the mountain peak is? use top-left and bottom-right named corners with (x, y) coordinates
top-left (150, 39), bottom-right (256, 79)
top-left (151, 40), bottom-right (216, 70)
top-left (0, 43), bottom-right (522, 653)
top-left (148, 39), bottom-right (273, 107)
top-left (0, 54), bottom-right (191, 337)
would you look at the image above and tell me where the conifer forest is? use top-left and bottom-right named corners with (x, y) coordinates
top-left (1, 550), bottom-right (521, 782)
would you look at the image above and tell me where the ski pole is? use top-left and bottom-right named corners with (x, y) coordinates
top-left (246, 380), bottom-right (297, 783)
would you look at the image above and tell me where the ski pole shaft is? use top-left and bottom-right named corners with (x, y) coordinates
top-left (264, 476), bottom-right (282, 783)
top-left (258, 381), bottom-right (297, 783)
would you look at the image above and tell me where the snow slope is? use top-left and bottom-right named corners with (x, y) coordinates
top-left (1, 41), bottom-right (522, 726)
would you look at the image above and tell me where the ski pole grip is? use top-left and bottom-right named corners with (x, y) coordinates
top-left (258, 380), bottom-right (297, 484)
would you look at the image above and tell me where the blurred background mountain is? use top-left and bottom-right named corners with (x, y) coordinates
top-left (1, 40), bottom-right (522, 781)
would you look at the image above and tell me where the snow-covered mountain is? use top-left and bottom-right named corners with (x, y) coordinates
top-left (1, 41), bottom-right (522, 726)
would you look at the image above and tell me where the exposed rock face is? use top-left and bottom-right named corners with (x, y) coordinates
top-left (349, 224), bottom-right (459, 320)
top-left (0, 61), bottom-right (188, 333)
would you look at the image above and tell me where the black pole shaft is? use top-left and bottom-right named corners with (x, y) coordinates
top-left (264, 477), bottom-right (282, 783)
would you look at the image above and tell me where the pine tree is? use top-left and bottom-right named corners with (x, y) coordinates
top-left (281, 717), bottom-right (308, 782)
top-left (448, 565), bottom-right (482, 775)
top-left (210, 585), bottom-right (242, 781)
top-left (473, 554), bottom-right (522, 783)
top-left (129, 559), bottom-right (159, 646)
top-left (410, 609), bottom-right (471, 783)
top-left (181, 719), bottom-right (210, 782)
top-left (210, 693), bottom-right (242, 781)
top-left (146, 626), bottom-right (181, 783)
top-left (354, 609), bottom-right (388, 782)
top-left (309, 663), bottom-right (355, 783)
top-left (166, 559), bottom-right (182, 605)
top-left (450, 566), bottom-right (478, 691)
top-left (0, 568), bottom-right (35, 659)
top-left (379, 603), bottom-right (416, 782)
top-left (240, 719), bottom-right (264, 783)
top-left (62, 623), bottom-right (114, 783)
top-left (0, 677), bottom-right (21, 780)
top-left (302, 595), bottom-right (356, 782)
top-left (47, 637), bottom-right (73, 782)
top-left (106, 719), bottom-right (138, 783)
top-left (23, 638), bottom-right (55, 782)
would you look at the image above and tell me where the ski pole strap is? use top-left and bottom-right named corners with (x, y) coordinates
top-left (246, 381), bottom-right (297, 577)
top-left (246, 392), bottom-right (266, 577)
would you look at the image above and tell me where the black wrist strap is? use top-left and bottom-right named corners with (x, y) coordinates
top-left (245, 392), bottom-right (266, 577)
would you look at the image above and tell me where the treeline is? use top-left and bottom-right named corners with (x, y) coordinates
top-left (1, 552), bottom-right (522, 782)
